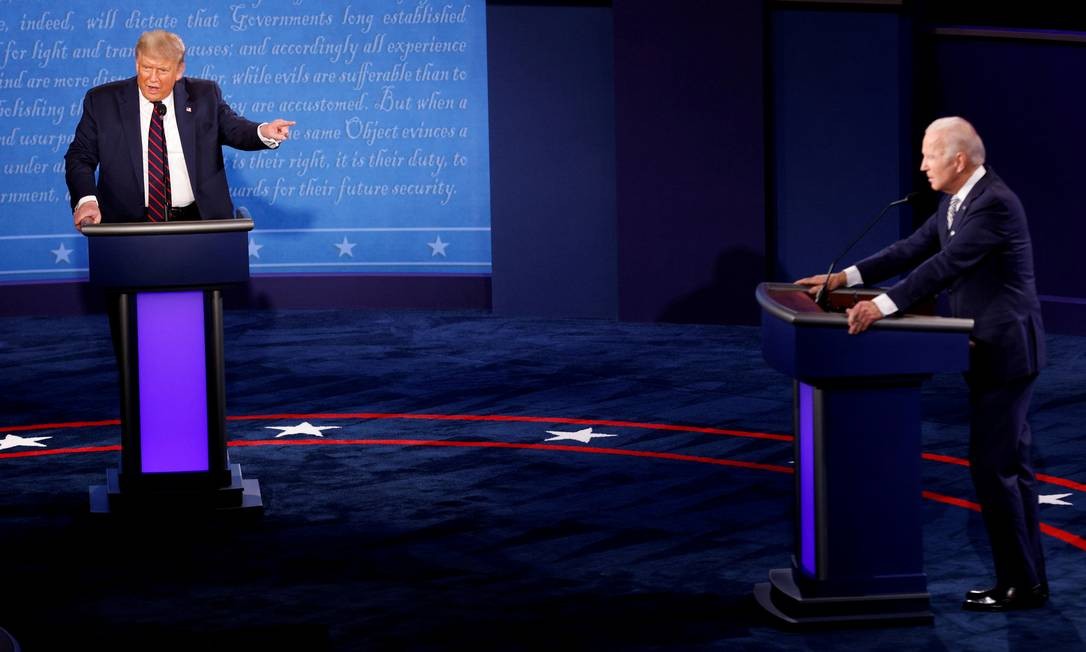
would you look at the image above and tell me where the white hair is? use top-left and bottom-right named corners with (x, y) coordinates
top-left (926, 116), bottom-right (986, 165)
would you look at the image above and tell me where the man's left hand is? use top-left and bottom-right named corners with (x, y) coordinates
top-left (261, 119), bottom-right (296, 141)
top-left (846, 300), bottom-right (883, 335)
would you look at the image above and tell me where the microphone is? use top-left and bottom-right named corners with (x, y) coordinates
top-left (154, 102), bottom-right (167, 116)
top-left (814, 192), bottom-right (920, 310)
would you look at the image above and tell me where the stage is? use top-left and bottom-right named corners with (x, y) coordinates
top-left (1, 308), bottom-right (1084, 649)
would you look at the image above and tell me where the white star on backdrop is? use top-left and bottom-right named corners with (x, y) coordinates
top-left (265, 422), bottom-right (341, 438)
top-left (248, 238), bottom-right (264, 258)
top-left (334, 237), bottom-right (357, 257)
top-left (544, 427), bottom-right (617, 443)
top-left (0, 434), bottom-right (52, 451)
top-left (1039, 493), bottom-right (1073, 506)
top-left (51, 242), bottom-right (73, 264)
top-left (427, 236), bottom-right (449, 257)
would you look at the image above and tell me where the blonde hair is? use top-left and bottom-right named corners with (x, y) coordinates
top-left (135, 30), bottom-right (186, 64)
top-left (926, 116), bottom-right (986, 165)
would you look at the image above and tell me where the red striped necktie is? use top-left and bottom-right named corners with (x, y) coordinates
top-left (147, 101), bottom-right (171, 222)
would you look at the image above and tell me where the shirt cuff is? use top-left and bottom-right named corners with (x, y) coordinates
top-left (257, 123), bottom-right (280, 149)
top-left (872, 293), bottom-right (899, 316)
top-left (75, 196), bottom-right (98, 210)
top-left (843, 265), bottom-right (863, 287)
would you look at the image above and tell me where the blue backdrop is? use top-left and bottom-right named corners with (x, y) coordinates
top-left (0, 0), bottom-right (492, 282)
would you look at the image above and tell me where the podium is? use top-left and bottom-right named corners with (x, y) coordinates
top-left (753, 283), bottom-right (973, 626)
top-left (83, 219), bottom-right (262, 515)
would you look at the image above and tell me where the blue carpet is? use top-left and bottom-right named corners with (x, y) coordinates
top-left (1, 309), bottom-right (1084, 650)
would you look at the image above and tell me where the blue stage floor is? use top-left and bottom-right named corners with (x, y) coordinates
top-left (1, 308), bottom-right (1084, 650)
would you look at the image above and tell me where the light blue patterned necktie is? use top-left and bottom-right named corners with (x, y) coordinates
top-left (947, 196), bottom-right (961, 232)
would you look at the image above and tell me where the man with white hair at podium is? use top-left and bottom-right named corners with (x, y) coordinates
top-left (796, 116), bottom-right (1047, 612)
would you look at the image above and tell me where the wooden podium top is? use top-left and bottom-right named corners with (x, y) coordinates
top-left (756, 283), bottom-right (973, 334)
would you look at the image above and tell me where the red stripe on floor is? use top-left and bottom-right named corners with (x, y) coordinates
top-left (922, 489), bottom-right (981, 512)
top-left (922, 452), bottom-right (1086, 492)
top-left (0, 419), bottom-right (120, 433)
top-left (923, 490), bottom-right (1086, 553)
top-left (5, 415), bottom-right (1085, 493)
top-left (0, 444), bottom-right (120, 460)
top-left (5, 439), bottom-right (1083, 552)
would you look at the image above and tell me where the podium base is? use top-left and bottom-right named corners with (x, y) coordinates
top-left (89, 463), bottom-right (263, 516)
top-left (754, 568), bottom-right (933, 628)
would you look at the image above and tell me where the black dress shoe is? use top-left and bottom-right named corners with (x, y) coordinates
top-left (966, 586), bottom-right (1000, 600)
top-left (962, 584), bottom-right (1048, 611)
top-left (966, 582), bottom-right (1048, 601)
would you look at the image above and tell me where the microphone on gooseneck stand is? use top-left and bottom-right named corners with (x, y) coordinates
top-left (154, 101), bottom-right (167, 117)
top-left (814, 192), bottom-right (920, 310)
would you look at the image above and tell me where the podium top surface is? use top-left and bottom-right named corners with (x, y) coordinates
top-left (84, 219), bottom-right (252, 289)
top-left (81, 218), bottom-right (254, 237)
top-left (756, 283), bottom-right (973, 334)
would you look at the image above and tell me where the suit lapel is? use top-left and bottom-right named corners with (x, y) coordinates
top-left (938, 196), bottom-right (952, 246)
top-left (120, 78), bottom-right (143, 200)
top-left (951, 168), bottom-right (996, 236)
top-left (173, 78), bottom-right (199, 187)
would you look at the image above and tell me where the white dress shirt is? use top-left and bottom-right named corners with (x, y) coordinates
top-left (843, 165), bottom-right (988, 316)
top-left (74, 88), bottom-right (280, 213)
top-left (140, 91), bottom-right (195, 209)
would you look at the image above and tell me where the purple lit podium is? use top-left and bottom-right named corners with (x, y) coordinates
top-left (753, 283), bottom-right (973, 626)
top-left (83, 219), bottom-right (262, 515)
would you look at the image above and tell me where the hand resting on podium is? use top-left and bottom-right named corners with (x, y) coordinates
top-left (794, 272), bottom-right (885, 335)
top-left (793, 271), bottom-right (847, 297)
top-left (74, 200), bottom-right (101, 231)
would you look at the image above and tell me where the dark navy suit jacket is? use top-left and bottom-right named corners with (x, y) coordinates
top-left (64, 76), bottom-right (269, 222)
top-left (855, 168), bottom-right (1045, 382)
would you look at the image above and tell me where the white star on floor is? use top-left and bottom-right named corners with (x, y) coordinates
top-left (427, 236), bottom-right (449, 257)
top-left (51, 242), bottom-right (73, 264)
top-left (265, 422), bottom-right (341, 438)
top-left (248, 238), bottom-right (264, 258)
top-left (334, 237), bottom-right (357, 257)
top-left (544, 427), bottom-right (617, 443)
top-left (0, 434), bottom-right (53, 451)
top-left (1039, 493), bottom-right (1073, 506)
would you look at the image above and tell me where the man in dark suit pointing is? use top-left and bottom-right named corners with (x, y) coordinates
top-left (796, 117), bottom-right (1047, 611)
top-left (65, 30), bottom-right (295, 227)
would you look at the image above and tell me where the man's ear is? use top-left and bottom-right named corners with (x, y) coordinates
top-left (955, 152), bottom-right (968, 173)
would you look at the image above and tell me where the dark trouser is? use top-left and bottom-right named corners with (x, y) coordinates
top-left (966, 372), bottom-right (1046, 589)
